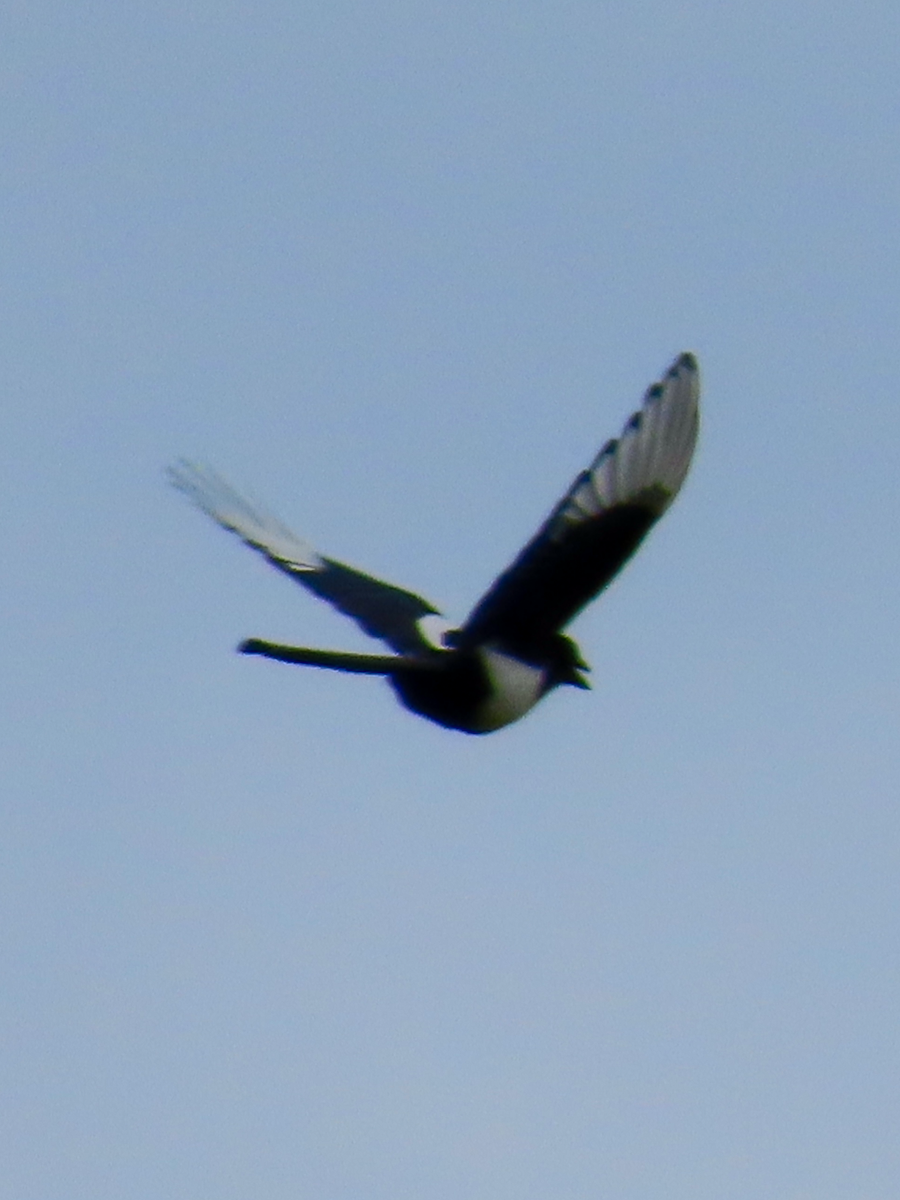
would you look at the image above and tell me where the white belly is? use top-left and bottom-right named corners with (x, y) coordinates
top-left (471, 647), bottom-right (546, 732)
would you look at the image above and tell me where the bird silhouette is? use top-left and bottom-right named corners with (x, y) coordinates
top-left (169, 352), bottom-right (699, 733)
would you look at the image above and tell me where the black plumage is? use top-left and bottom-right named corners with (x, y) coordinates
top-left (169, 352), bottom-right (699, 733)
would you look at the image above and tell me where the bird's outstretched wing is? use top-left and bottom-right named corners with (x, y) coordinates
top-left (457, 352), bottom-right (700, 649)
top-left (168, 461), bottom-right (441, 655)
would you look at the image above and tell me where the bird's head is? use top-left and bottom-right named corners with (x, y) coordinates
top-left (548, 634), bottom-right (592, 690)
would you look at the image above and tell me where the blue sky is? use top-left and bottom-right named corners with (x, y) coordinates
top-left (4, 2), bottom-right (900, 1196)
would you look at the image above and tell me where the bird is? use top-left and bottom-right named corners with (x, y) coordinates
top-left (168, 352), bottom-right (699, 734)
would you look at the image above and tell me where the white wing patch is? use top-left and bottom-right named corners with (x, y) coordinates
top-left (167, 461), bottom-right (322, 572)
top-left (415, 613), bottom-right (457, 651)
top-left (559, 352), bottom-right (699, 527)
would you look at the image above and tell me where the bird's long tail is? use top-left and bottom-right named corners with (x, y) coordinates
top-left (239, 639), bottom-right (433, 675)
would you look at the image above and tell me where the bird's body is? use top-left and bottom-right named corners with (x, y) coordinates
top-left (392, 643), bottom-right (555, 734)
top-left (170, 352), bottom-right (700, 733)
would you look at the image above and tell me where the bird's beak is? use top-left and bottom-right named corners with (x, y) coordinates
top-left (567, 667), bottom-right (591, 690)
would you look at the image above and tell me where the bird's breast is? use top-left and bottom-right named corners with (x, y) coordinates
top-left (470, 647), bottom-right (546, 732)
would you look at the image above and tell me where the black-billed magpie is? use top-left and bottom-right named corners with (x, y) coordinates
top-left (169, 352), bottom-right (699, 733)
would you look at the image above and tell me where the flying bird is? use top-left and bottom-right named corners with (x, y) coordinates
top-left (169, 352), bottom-right (699, 733)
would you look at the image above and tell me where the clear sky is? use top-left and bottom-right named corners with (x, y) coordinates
top-left (4, 2), bottom-right (900, 1197)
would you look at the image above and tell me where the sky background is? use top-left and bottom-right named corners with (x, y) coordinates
top-left (3, 2), bottom-right (900, 1197)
